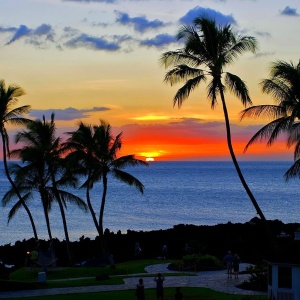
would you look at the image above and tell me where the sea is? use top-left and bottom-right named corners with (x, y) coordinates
top-left (0, 161), bottom-right (300, 246)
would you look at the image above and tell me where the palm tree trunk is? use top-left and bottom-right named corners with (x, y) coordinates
top-left (99, 173), bottom-right (107, 238)
top-left (99, 173), bottom-right (115, 268)
top-left (218, 87), bottom-right (266, 221)
top-left (56, 198), bottom-right (73, 266)
top-left (86, 183), bottom-right (101, 236)
top-left (1, 135), bottom-right (38, 240)
top-left (219, 86), bottom-right (277, 251)
top-left (51, 174), bottom-right (73, 266)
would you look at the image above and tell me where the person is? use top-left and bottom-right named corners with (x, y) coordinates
top-left (162, 244), bottom-right (167, 259)
top-left (233, 253), bottom-right (240, 278)
top-left (135, 242), bottom-right (142, 256)
top-left (223, 251), bottom-right (234, 278)
top-left (174, 287), bottom-right (184, 300)
top-left (154, 273), bottom-right (165, 299)
top-left (135, 278), bottom-right (145, 300)
top-left (29, 248), bottom-right (38, 270)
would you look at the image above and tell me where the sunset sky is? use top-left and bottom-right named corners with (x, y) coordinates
top-left (1, 0), bottom-right (299, 161)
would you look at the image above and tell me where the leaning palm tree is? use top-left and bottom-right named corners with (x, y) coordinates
top-left (240, 60), bottom-right (300, 182)
top-left (160, 17), bottom-right (266, 221)
top-left (0, 79), bottom-right (38, 239)
top-left (63, 120), bottom-right (148, 259)
top-left (6, 114), bottom-right (87, 265)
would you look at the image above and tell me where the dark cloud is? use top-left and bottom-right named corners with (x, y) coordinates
top-left (280, 6), bottom-right (299, 16)
top-left (64, 33), bottom-right (120, 51)
top-left (115, 11), bottom-right (166, 33)
top-left (179, 7), bottom-right (237, 26)
top-left (5, 24), bottom-right (55, 46)
top-left (0, 26), bottom-right (17, 33)
top-left (140, 33), bottom-right (177, 48)
top-left (6, 25), bottom-right (31, 45)
top-left (30, 107), bottom-right (110, 121)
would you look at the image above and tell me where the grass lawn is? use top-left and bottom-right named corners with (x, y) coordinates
top-left (3, 260), bottom-right (268, 299)
top-left (2, 287), bottom-right (267, 300)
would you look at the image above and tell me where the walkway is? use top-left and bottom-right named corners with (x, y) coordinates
top-left (0, 263), bottom-right (267, 298)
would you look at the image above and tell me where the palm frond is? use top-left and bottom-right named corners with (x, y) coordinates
top-left (244, 117), bottom-right (291, 151)
top-left (240, 105), bottom-right (286, 121)
top-left (225, 72), bottom-right (252, 107)
top-left (284, 159), bottom-right (300, 181)
top-left (112, 169), bottom-right (145, 194)
top-left (173, 75), bottom-right (206, 108)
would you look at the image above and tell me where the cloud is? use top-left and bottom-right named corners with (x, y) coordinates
top-left (115, 11), bottom-right (166, 33)
top-left (140, 33), bottom-right (178, 48)
top-left (29, 107), bottom-right (110, 121)
top-left (6, 25), bottom-right (31, 45)
top-left (179, 7), bottom-right (237, 26)
top-left (0, 26), bottom-right (17, 33)
top-left (280, 6), bottom-right (299, 16)
top-left (64, 33), bottom-right (120, 51)
top-left (5, 24), bottom-right (55, 46)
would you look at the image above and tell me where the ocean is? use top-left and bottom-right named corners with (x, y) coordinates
top-left (0, 161), bottom-right (299, 246)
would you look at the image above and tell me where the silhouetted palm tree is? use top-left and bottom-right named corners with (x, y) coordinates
top-left (63, 120), bottom-right (148, 259)
top-left (240, 60), bottom-right (300, 182)
top-left (0, 79), bottom-right (38, 239)
top-left (160, 17), bottom-right (266, 220)
top-left (5, 114), bottom-right (87, 265)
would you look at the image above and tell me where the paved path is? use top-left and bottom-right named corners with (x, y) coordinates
top-left (0, 263), bottom-right (267, 298)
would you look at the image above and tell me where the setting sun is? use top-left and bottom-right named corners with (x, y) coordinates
top-left (146, 157), bottom-right (155, 162)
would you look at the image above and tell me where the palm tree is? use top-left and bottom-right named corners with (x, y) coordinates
top-left (160, 17), bottom-right (266, 221)
top-left (0, 79), bottom-right (38, 239)
top-left (5, 114), bottom-right (87, 265)
top-left (241, 60), bottom-right (300, 151)
top-left (240, 60), bottom-right (300, 183)
top-left (63, 120), bottom-right (148, 259)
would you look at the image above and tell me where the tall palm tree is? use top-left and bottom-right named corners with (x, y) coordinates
top-left (5, 114), bottom-right (87, 265)
top-left (63, 120), bottom-right (148, 258)
top-left (160, 17), bottom-right (266, 221)
top-left (0, 79), bottom-right (38, 239)
top-left (240, 60), bottom-right (300, 183)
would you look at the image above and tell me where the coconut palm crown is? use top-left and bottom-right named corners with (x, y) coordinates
top-left (240, 60), bottom-right (300, 181)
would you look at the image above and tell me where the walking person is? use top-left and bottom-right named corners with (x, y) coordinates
top-left (223, 251), bottom-right (234, 278)
top-left (154, 273), bottom-right (165, 300)
top-left (135, 278), bottom-right (145, 300)
top-left (233, 253), bottom-right (240, 278)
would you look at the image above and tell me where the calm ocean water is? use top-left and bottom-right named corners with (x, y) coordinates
top-left (0, 161), bottom-right (300, 246)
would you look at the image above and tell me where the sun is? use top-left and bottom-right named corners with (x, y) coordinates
top-left (146, 157), bottom-right (155, 162)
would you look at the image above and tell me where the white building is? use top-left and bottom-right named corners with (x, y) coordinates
top-left (268, 231), bottom-right (300, 300)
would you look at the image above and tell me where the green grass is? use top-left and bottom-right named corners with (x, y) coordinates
top-left (9, 259), bottom-right (189, 289)
top-left (3, 287), bottom-right (267, 300)
top-left (5, 260), bottom-right (267, 299)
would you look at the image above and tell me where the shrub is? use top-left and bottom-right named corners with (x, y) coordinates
top-left (169, 254), bottom-right (223, 271)
top-left (237, 262), bottom-right (268, 292)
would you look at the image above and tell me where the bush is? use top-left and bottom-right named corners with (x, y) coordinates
top-left (169, 254), bottom-right (224, 271)
top-left (237, 262), bottom-right (268, 292)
